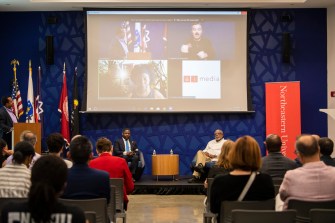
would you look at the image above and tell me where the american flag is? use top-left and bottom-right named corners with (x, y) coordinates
top-left (123, 21), bottom-right (132, 46)
top-left (11, 79), bottom-right (24, 118)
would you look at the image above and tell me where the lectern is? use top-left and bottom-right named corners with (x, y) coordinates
top-left (13, 123), bottom-right (41, 154)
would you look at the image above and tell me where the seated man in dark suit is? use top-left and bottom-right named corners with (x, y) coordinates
top-left (61, 135), bottom-right (110, 203)
top-left (113, 128), bottom-right (144, 181)
top-left (260, 134), bottom-right (297, 181)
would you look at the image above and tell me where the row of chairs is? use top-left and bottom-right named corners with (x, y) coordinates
top-left (203, 178), bottom-right (335, 223)
top-left (0, 178), bottom-right (126, 223)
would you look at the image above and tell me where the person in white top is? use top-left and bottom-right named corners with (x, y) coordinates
top-left (188, 129), bottom-right (225, 183)
top-left (0, 141), bottom-right (35, 198)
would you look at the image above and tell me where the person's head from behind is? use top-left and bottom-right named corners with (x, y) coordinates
top-left (20, 130), bottom-right (37, 147)
top-left (122, 128), bottom-right (131, 141)
top-left (0, 138), bottom-right (7, 150)
top-left (130, 64), bottom-right (153, 97)
top-left (228, 135), bottom-right (261, 171)
top-left (191, 23), bottom-right (203, 41)
top-left (1, 96), bottom-right (12, 108)
top-left (69, 135), bottom-right (92, 164)
top-left (13, 141), bottom-right (35, 168)
top-left (318, 137), bottom-right (334, 157)
top-left (96, 137), bottom-right (113, 155)
top-left (295, 134), bottom-right (320, 164)
top-left (47, 133), bottom-right (65, 155)
top-left (216, 139), bottom-right (235, 169)
top-left (29, 155), bottom-right (68, 222)
top-left (265, 134), bottom-right (282, 153)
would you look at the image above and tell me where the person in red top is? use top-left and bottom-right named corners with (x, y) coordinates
top-left (89, 137), bottom-right (134, 210)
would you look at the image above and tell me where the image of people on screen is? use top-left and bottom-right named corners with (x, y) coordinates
top-left (180, 22), bottom-right (215, 60)
top-left (130, 64), bottom-right (166, 99)
top-left (110, 26), bottom-right (129, 60)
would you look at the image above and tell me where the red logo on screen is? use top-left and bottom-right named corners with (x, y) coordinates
top-left (184, 75), bottom-right (198, 83)
top-left (191, 76), bottom-right (198, 83)
top-left (184, 76), bottom-right (190, 82)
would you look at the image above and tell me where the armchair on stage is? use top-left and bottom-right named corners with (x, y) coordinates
top-left (13, 123), bottom-right (41, 154)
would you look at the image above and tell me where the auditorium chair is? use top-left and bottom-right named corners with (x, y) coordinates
top-left (287, 199), bottom-right (335, 223)
top-left (59, 198), bottom-right (109, 223)
top-left (203, 178), bottom-right (218, 223)
top-left (231, 209), bottom-right (296, 223)
top-left (309, 209), bottom-right (335, 223)
top-left (220, 199), bottom-right (275, 223)
top-left (110, 178), bottom-right (127, 223)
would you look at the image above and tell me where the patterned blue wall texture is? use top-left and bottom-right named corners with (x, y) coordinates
top-left (0, 9), bottom-right (327, 176)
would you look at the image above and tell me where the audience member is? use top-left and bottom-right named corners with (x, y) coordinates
top-left (3, 130), bottom-right (41, 168)
top-left (188, 129), bottom-right (226, 183)
top-left (279, 134), bottom-right (335, 210)
top-left (89, 137), bottom-right (134, 210)
top-left (1, 155), bottom-right (85, 223)
top-left (0, 141), bottom-right (34, 198)
top-left (318, 137), bottom-right (335, 166)
top-left (210, 135), bottom-right (275, 222)
top-left (260, 134), bottom-right (297, 180)
top-left (114, 128), bottom-right (144, 181)
top-left (0, 96), bottom-right (17, 150)
top-left (0, 138), bottom-right (12, 167)
top-left (46, 132), bottom-right (73, 168)
top-left (61, 136), bottom-right (110, 203)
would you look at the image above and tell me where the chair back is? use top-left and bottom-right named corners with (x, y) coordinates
top-left (288, 199), bottom-right (335, 223)
top-left (84, 211), bottom-right (97, 223)
top-left (59, 198), bottom-right (108, 223)
top-left (221, 199), bottom-right (275, 223)
top-left (107, 185), bottom-right (117, 223)
top-left (109, 178), bottom-right (124, 212)
top-left (203, 178), bottom-right (218, 223)
top-left (109, 178), bottom-right (127, 223)
top-left (231, 209), bottom-right (296, 223)
top-left (309, 209), bottom-right (335, 223)
top-left (272, 178), bottom-right (283, 195)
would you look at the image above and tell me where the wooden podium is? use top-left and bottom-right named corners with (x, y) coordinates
top-left (13, 123), bottom-right (41, 154)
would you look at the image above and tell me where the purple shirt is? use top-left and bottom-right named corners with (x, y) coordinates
top-left (4, 107), bottom-right (18, 124)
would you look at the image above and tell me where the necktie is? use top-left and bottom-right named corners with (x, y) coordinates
top-left (125, 140), bottom-right (130, 152)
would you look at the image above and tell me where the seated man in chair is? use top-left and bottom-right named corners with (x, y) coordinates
top-left (188, 129), bottom-right (226, 183)
top-left (113, 128), bottom-right (144, 181)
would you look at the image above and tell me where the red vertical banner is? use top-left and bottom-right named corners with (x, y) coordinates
top-left (265, 81), bottom-right (301, 159)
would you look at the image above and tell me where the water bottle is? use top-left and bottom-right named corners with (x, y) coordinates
top-left (153, 149), bottom-right (156, 155)
top-left (170, 149), bottom-right (173, 155)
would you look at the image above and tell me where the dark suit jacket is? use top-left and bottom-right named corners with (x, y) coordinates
top-left (0, 107), bottom-right (13, 133)
top-left (113, 138), bottom-right (139, 157)
top-left (61, 163), bottom-right (111, 203)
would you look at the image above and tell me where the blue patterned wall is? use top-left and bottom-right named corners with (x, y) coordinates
top-left (0, 9), bottom-right (327, 176)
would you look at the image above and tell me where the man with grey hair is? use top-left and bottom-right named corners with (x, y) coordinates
top-left (2, 130), bottom-right (41, 169)
top-left (279, 134), bottom-right (335, 210)
top-left (260, 134), bottom-right (297, 180)
top-left (188, 129), bottom-right (225, 183)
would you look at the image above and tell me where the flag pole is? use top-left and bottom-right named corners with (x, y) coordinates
top-left (10, 59), bottom-right (19, 82)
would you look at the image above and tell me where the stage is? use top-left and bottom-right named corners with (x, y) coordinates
top-left (133, 175), bottom-right (205, 195)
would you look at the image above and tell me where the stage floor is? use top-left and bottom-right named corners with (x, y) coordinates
top-left (133, 175), bottom-right (205, 195)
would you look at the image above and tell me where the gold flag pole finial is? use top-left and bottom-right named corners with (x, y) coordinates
top-left (10, 59), bottom-right (20, 82)
top-left (29, 60), bottom-right (32, 73)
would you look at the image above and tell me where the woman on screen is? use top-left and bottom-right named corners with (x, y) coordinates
top-left (130, 64), bottom-right (166, 99)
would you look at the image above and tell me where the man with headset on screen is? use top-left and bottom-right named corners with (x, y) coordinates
top-left (180, 22), bottom-right (215, 60)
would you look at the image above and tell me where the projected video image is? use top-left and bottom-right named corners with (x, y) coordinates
top-left (98, 60), bottom-right (168, 99)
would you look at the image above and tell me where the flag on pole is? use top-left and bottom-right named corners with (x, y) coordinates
top-left (35, 66), bottom-right (43, 123)
top-left (71, 67), bottom-right (79, 137)
top-left (123, 21), bottom-right (132, 46)
top-left (58, 63), bottom-right (70, 142)
top-left (10, 59), bottom-right (23, 119)
top-left (26, 60), bottom-right (35, 123)
top-left (11, 79), bottom-right (24, 119)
